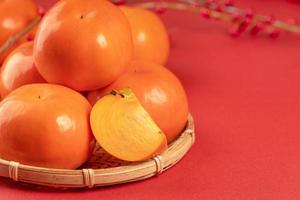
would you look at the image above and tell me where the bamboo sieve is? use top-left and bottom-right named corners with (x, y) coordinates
top-left (0, 114), bottom-right (195, 189)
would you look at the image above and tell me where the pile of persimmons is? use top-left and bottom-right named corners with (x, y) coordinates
top-left (0, 0), bottom-right (188, 169)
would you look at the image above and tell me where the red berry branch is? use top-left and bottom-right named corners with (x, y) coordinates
top-left (114, 0), bottom-right (300, 38)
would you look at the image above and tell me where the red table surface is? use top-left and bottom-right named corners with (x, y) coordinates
top-left (1, 0), bottom-right (300, 199)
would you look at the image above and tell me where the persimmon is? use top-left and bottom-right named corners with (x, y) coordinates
top-left (0, 84), bottom-right (95, 169)
top-left (0, 0), bottom-right (38, 64)
top-left (88, 61), bottom-right (189, 143)
top-left (90, 88), bottom-right (167, 162)
top-left (34, 0), bottom-right (133, 91)
top-left (0, 42), bottom-right (45, 98)
top-left (120, 6), bottom-right (170, 65)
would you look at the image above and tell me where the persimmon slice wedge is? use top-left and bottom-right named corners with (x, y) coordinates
top-left (90, 88), bottom-right (168, 162)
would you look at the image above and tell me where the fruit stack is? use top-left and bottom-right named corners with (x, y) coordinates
top-left (0, 0), bottom-right (189, 172)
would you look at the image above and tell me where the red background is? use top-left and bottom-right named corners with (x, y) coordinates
top-left (1, 0), bottom-right (300, 199)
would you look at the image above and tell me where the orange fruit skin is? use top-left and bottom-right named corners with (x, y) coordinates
top-left (34, 0), bottom-right (133, 91)
top-left (88, 61), bottom-right (188, 143)
top-left (0, 0), bottom-right (38, 64)
top-left (0, 42), bottom-right (45, 98)
top-left (0, 84), bottom-right (95, 169)
top-left (120, 6), bottom-right (170, 65)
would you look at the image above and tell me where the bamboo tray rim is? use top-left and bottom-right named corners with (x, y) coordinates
top-left (0, 114), bottom-right (195, 189)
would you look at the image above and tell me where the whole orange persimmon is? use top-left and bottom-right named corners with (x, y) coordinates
top-left (0, 84), bottom-right (95, 169)
top-left (0, 42), bottom-right (45, 98)
top-left (88, 61), bottom-right (188, 143)
top-left (120, 6), bottom-right (170, 65)
top-left (0, 0), bottom-right (38, 64)
top-left (34, 0), bottom-right (133, 91)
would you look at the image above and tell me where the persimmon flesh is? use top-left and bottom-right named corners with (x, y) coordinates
top-left (0, 84), bottom-right (95, 169)
top-left (90, 88), bottom-right (167, 162)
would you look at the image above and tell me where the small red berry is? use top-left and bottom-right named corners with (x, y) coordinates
top-left (269, 29), bottom-right (280, 38)
top-left (245, 9), bottom-right (254, 19)
top-left (231, 13), bottom-right (241, 22)
top-left (155, 5), bottom-right (166, 14)
top-left (26, 34), bottom-right (34, 41)
top-left (237, 17), bottom-right (251, 33)
top-left (200, 8), bottom-right (210, 18)
top-left (114, 0), bottom-right (125, 5)
top-left (250, 22), bottom-right (264, 35)
top-left (215, 5), bottom-right (223, 12)
top-left (265, 15), bottom-right (274, 25)
top-left (38, 6), bottom-right (46, 17)
top-left (224, 0), bottom-right (234, 6)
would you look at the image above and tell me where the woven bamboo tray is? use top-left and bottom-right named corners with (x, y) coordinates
top-left (0, 114), bottom-right (195, 189)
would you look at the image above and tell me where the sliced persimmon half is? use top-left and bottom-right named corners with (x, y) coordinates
top-left (90, 88), bottom-right (167, 162)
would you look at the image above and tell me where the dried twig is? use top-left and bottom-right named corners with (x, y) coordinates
top-left (0, 17), bottom-right (41, 55)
